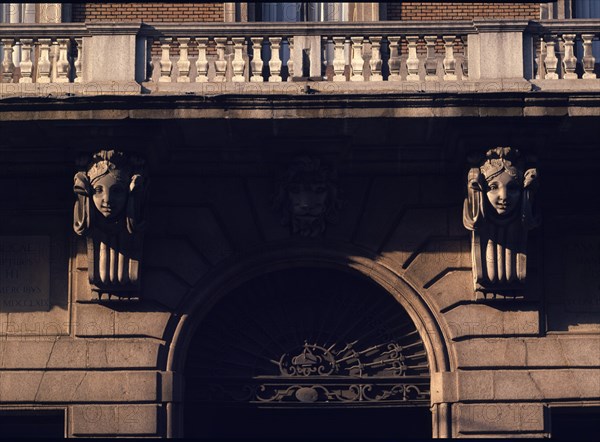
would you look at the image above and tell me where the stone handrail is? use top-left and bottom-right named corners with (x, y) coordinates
top-left (0, 20), bottom-right (598, 91)
top-left (139, 21), bottom-right (475, 37)
top-left (529, 18), bottom-right (600, 34)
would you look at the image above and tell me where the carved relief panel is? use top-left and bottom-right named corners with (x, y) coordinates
top-left (463, 147), bottom-right (540, 298)
top-left (73, 150), bottom-right (149, 299)
top-left (273, 156), bottom-right (342, 237)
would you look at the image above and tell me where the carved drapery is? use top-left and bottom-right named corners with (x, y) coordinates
top-left (73, 150), bottom-right (148, 300)
top-left (463, 147), bottom-right (540, 298)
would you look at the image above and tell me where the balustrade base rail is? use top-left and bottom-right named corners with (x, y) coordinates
top-left (10, 78), bottom-right (600, 99)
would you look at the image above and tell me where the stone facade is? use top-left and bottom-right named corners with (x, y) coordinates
top-left (0, 2), bottom-right (599, 439)
top-left (0, 101), bottom-right (599, 438)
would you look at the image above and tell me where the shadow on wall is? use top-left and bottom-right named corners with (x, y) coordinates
top-left (0, 173), bottom-right (71, 317)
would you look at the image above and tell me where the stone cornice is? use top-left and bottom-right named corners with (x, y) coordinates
top-left (1, 91), bottom-right (600, 120)
top-left (473, 20), bottom-right (530, 33)
top-left (86, 22), bottom-right (144, 36)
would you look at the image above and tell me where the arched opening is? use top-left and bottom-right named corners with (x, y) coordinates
top-left (183, 267), bottom-right (433, 438)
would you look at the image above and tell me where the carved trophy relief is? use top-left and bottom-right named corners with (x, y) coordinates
top-left (273, 156), bottom-right (342, 237)
top-left (73, 150), bottom-right (149, 300)
top-left (463, 147), bottom-right (540, 299)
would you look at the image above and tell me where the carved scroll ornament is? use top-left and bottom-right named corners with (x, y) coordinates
top-left (463, 147), bottom-right (540, 298)
top-left (196, 340), bottom-right (428, 405)
top-left (273, 156), bottom-right (342, 237)
top-left (73, 150), bottom-right (148, 299)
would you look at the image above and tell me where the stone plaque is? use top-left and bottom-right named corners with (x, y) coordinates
top-left (0, 236), bottom-right (50, 312)
top-left (564, 236), bottom-right (600, 313)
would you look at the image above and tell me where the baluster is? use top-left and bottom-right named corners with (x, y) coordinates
top-left (231, 37), bottom-right (246, 82)
top-left (145, 37), bottom-right (153, 82)
top-left (532, 35), bottom-right (539, 79)
top-left (406, 35), bottom-right (419, 81)
top-left (286, 36), bottom-right (294, 81)
top-left (250, 37), bottom-right (264, 82)
top-left (268, 37), bottom-right (282, 82)
top-left (176, 38), bottom-right (191, 82)
top-left (332, 36), bottom-right (346, 82)
top-left (19, 39), bottom-right (33, 83)
top-left (443, 35), bottom-right (457, 81)
top-left (543, 34), bottom-right (559, 79)
top-left (1, 39), bottom-right (15, 83)
top-left (406, 36), bottom-right (420, 81)
top-left (387, 36), bottom-right (401, 81)
top-left (55, 38), bottom-right (70, 83)
top-left (214, 37), bottom-right (228, 82)
top-left (50, 39), bottom-right (59, 82)
top-left (195, 37), bottom-right (209, 82)
top-left (561, 34), bottom-right (578, 79)
top-left (460, 35), bottom-right (468, 79)
top-left (369, 36), bottom-right (382, 81)
top-left (159, 37), bottom-right (172, 82)
top-left (424, 36), bottom-right (437, 81)
top-left (74, 37), bottom-right (83, 82)
top-left (37, 38), bottom-right (52, 83)
top-left (322, 36), bottom-right (329, 79)
top-left (350, 36), bottom-right (365, 82)
top-left (582, 34), bottom-right (596, 79)
top-left (536, 35), bottom-right (546, 79)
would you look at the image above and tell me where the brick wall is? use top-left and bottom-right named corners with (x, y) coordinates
top-left (72, 2), bottom-right (223, 22)
top-left (73, 2), bottom-right (539, 23)
top-left (387, 2), bottom-right (540, 21)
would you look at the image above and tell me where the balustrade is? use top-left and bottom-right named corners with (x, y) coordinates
top-left (143, 33), bottom-right (471, 83)
top-left (530, 21), bottom-right (600, 80)
top-left (0, 36), bottom-right (83, 84)
top-left (0, 20), bottom-right (598, 89)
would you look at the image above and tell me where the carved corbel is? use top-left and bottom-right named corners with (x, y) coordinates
top-left (463, 147), bottom-right (540, 299)
top-left (73, 150), bottom-right (149, 300)
top-left (273, 156), bottom-right (342, 238)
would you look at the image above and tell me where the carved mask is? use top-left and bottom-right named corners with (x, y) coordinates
top-left (275, 157), bottom-right (341, 237)
top-left (288, 176), bottom-right (329, 233)
top-left (85, 151), bottom-right (132, 221)
top-left (485, 170), bottom-right (521, 216)
top-left (480, 147), bottom-right (524, 217)
top-left (91, 172), bottom-right (128, 220)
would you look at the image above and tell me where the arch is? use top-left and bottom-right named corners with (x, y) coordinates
top-left (165, 243), bottom-right (454, 437)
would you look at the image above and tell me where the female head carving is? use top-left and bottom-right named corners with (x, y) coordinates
top-left (86, 151), bottom-right (131, 220)
top-left (480, 147), bottom-right (523, 217)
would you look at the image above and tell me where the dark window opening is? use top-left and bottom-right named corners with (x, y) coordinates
top-left (0, 410), bottom-right (65, 438)
top-left (185, 404), bottom-right (432, 439)
top-left (551, 406), bottom-right (600, 440)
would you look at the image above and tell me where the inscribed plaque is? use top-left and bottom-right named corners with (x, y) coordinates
top-left (0, 236), bottom-right (50, 312)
